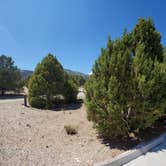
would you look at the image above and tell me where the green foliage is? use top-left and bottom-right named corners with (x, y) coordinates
top-left (85, 18), bottom-right (166, 137)
top-left (65, 74), bottom-right (87, 88)
top-left (28, 54), bottom-right (65, 108)
top-left (86, 37), bottom-right (132, 137)
top-left (0, 55), bottom-right (21, 95)
top-left (28, 96), bottom-right (46, 108)
top-left (132, 18), bottom-right (163, 62)
top-left (130, 44), bottom-right (166, 130)
top-left (63, 73), bottom-right (78, 103)
top-left (28, 54), bottom-right (78, 109)
top-left (163, 47), bottom-right (166, 62)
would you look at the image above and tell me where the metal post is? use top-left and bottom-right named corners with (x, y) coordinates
top-left (24, 95), bottom-right (27, 106)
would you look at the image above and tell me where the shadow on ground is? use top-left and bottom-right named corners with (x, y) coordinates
top-left (51, 102), bottom-right (82, 111)
top-left (97, 120), bottom-right (166, 151)
top-left (0, 94), bottom-right (24, 100)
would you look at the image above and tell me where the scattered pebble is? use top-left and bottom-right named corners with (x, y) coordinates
top-left (26, 124), bottom-right (31, 128)
top-left (75, 157), bottom-right (81, 163)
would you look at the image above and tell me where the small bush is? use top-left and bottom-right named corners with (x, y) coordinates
top-left (64, 125), bottom-right (78, 135)
top-left (28, 96), bottom-right (46, 109)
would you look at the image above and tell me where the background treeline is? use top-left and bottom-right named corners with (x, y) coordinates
top-left (85, 18), bottom-right (166, 137)
top-left (0, 55), bottom-right (22, 95)
top-left (0, 54), bottom-right (87, 103)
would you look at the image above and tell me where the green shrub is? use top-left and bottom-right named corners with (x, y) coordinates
top-left (28, 97), bottom-right (46, 109)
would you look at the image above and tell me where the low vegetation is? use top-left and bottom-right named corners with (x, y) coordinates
top-left (64, 125), bottom-right (78, 135)
top-left (85, 18), bottom-right (166, 137)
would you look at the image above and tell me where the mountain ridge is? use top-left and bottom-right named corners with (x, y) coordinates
top-left (21, 69), bottom-right (88, 80)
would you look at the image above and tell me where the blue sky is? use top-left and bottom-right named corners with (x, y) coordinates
top-left (0, 0), bottom-right (165, 74)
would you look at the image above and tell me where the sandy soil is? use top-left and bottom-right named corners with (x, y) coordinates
top-left (0, 100), bottom-right (124, 166)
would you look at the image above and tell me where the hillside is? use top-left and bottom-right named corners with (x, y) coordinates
top-left (21, 69), bottom-right (88, 80)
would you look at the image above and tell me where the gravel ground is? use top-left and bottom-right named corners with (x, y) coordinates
top-left (0, 100), bottom-right (124, 166)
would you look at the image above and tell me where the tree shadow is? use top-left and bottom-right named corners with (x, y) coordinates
top-left (97, 120), bottom-right (166, 151)
top-left (50, 101), bottom-right (83, 111)
top-left (97, 135), bottom-right (141, 151)
top-left (0, 94), bottom-right (24, 100)
top-left (149, 137), bottom-right (166, 153)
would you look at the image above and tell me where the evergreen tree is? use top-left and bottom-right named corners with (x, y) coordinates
top-left (163, 47), bottom-right (166, 62)
top-left (85, 37), bottom-right (113, 122)
top-left (28, 54), bottom-right (65, 108)
top-left (63, 73), bottom-right (78, 103)
top-left (85, 37), bottom-right (132, 137)
top-left (0, 55), bottom-right (21, 95)
top-left (132, 18), bottom-right (163, 61)
top-left (129, 18), bottom-right (166, 130)
top-left (85, 18), bottom-right (166, 137)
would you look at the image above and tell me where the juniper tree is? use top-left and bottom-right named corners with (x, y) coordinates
top-left (85, 18), bottom-right (166, 137)
top-left (28, 54), bottom-right (65, 108)
top-left (132, 18), bottom-right (163, 61)
top-left (129, 19), bottom-right (166, 130)
top-left (85, 36), bottom-right (132, 137)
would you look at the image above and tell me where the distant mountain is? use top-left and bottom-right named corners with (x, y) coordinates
top-left (20, 70), bottom-right (33, 80)
top-left (21, 69), bottom-right (88, 80)
top-left (65, 69), bottom-right (88, 78)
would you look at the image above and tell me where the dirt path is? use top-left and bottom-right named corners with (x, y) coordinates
top-left (0, 98), bottom-right (23, 103)
top-left (0, 101), bottom-right (124, 166)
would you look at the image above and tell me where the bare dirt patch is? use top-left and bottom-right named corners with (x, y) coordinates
top-left (0, 101), bottom-right (124, 166)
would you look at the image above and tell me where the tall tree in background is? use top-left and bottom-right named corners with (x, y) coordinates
top-left (63, 73), bottom-right (78, 103)
top-left (0, 55), bottom-right (21, 95)
top-left (132, 18), bottom-right (163, 61)
top-left (130, 18), bottom-right (166, 130)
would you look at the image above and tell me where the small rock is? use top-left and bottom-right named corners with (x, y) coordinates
top-left (75, 158), bottom-right (81, 162)
top-left (26, 124), bottom-right (31, 128)
top-left (46, 145), bottom-right (49, 148)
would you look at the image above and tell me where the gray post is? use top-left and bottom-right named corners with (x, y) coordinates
top-left (24, 95), bottom-right (27, 106)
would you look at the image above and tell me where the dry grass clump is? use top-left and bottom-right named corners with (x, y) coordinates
top-left (64, 125), bottom-right (78, 135)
